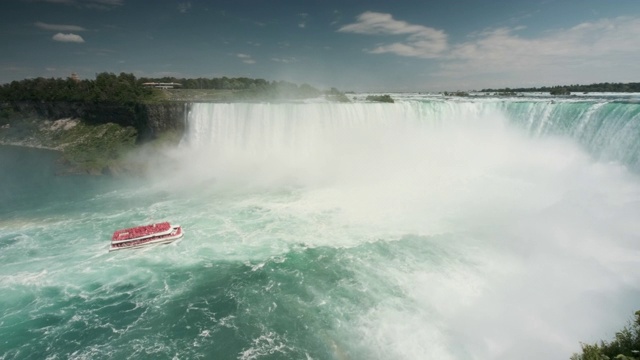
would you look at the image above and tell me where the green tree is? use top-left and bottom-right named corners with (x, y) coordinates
top-left (572, 311), bottom-right (640, 360)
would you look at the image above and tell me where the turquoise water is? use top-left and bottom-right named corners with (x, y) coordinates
top-left (2, 96), bottom-right (640, 359)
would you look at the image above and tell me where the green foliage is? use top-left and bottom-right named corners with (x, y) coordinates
top-left (253, 80), bottom-right (321, 100)
top-left (325, 88), bottom-right (351, 103)
top-left (0, 117), bottom-right (137, 174)
top-left (0, 74), bottom-right (329, 103)
top-left (443, 91), bottom-right (470, 97)
top-left (61, 122), bottom-right (137, 173)
top-left (0, 104), bottom-right (14, 119)
top-left (493, 91), bottom-right (518, 96)
top-left (572, 311), bottom-right (640, 360)
top-left (137, 76), bottom-right (270, 91)
top-left (365, 94), bottom-right (394, 103)
top-left (482, 82), bottom-right (640, 93)
top-left (0, 73), bottom-right (331, 174)
top-left (0, 115), bottom-right (39, 142)
top-left (0, 72), bottom-right (154, 103)
top-left (137, 75), bottom-right (322, 98)
top-left (140, 77), bottom-right (324, 101)
top-left (550, 87), bottom-right (571, 95)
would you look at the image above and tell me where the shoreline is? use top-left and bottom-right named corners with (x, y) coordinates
top-left (0, 142), bottom-right (101, 177)
top-left (0, 140), bottom-right (61, 152)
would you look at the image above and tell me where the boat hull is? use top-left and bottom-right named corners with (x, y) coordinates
top-left (109, 226), bottom-right (183, 252)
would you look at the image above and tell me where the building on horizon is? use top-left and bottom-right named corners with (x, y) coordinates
top-left (142, 82), bottom-right (182, 89)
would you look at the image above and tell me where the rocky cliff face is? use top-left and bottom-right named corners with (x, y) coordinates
top-left (1, 101), bottom-right (189, 175)
top-left (7, 101), bottom-right (85, 120)
top-left (2, 101), bottom-right (187, 140)
top-left (136, 102), bottom-right (187, 140)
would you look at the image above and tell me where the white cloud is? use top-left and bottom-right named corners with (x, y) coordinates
top-left (52, 32), bottom-right (85, 43)
top-left (177, 1), bottom-right (191, 13)
top-left (338, 11), bottom-right (447, 58)
top-left (339, 12), bottom-right (640, 87)
top-left (298, 13), bottom-right (308, 28)
top-left (237, 53), bottom-right (256, 64)
top-left (339, 11), bottom-right (432, 36)
top-left (271, 57), bottom-right (298, 64)
top-left (441, 16), bottom-right (640, 81)
top-left (35, 21), bottom-right (86, 32)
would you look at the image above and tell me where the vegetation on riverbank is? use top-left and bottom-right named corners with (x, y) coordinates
top-left (0, 116), bottom-right (137, 175)
top-left (571, 310), bottom-right (640, 360)
top-left (0, 72), bottom-right (157, 103)
top-left (482, 82), bottom-right (640, 94)
top-left (0, 73), bottom-right (347, 175)
top-left (10, 73), bottom-right (636, 176)
top-left (443, 91), bottom-right (470, 97)
top-left (0, 73), bottom-right (330, 104)
top-left (365, 94), bottom-right (394, 103)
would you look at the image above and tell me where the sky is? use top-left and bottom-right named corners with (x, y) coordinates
top-left (1, 0), bottom-right (640, 91)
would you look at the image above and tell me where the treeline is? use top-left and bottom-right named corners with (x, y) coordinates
top-left (0, 73), bottom-right (154, 103)
top-left (0, 73), bottom-right (324, 103)
top-left (482, 82), bottom-right (640, 93)
top-left (139, 76), bottom-right (322, 99)
top-left (571, 310), bottom-right (640, 360)
top-left (365, 94), bottom-right (394, 103)
top-left (140, 76), bottom-right (269, 90)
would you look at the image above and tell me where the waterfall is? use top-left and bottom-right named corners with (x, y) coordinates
top-left (184, 99), bottom-right (640, 172)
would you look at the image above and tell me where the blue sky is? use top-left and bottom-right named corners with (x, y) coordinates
top-left (1, 0), bottom-right (640, 91)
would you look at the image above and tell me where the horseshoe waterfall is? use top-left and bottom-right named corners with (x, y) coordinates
top-left (2, 95), bottom-right (640, 360)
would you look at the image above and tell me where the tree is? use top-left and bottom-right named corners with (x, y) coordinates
top-left (550, 87), bottom-right (571, 95)
top-left (572, 311), bottom-right (640, 360)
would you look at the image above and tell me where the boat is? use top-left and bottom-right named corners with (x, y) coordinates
top-left (109, 222), bottom-right (183, 252)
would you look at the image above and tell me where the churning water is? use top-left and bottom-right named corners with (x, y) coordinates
top-left (1, 95), bottom-right (640, 359)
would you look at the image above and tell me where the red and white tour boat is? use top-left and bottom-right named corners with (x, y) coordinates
top-left (109, 222), bottom-right (183, 252)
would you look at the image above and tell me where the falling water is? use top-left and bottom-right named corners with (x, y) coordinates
top-left (1, 95), bottom-right (640, 359)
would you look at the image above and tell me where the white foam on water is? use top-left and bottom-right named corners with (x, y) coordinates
top-left (336, 157), bottom-right (640, 359)
top-left (239, 331), bottom-right (293, 360)
top-left (172, 100), bottom-right (640, 359)
top-left (2, 98), bottom-right (640, 359)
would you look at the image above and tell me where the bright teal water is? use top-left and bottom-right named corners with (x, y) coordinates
top-left (2, 96), bottom-right (640, 359)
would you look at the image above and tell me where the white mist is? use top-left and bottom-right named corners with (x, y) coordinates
top-left (173, 99), bottom-right (640, 359)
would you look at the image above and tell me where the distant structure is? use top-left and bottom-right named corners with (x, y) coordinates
top-left (69, 72), bottom-right (80, 82)
top-left (142, 82), bottom-right (182, 89)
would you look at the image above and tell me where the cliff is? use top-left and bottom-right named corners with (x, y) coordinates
top-left (135, 102), bottom-right (187, 140)
top-left (2, 100), bottom-right (186, 140)
top-left (0, 101), bottom-right (187, 175)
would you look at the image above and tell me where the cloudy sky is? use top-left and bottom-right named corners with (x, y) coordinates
top-left (1, 0), bottom-right (640, 91)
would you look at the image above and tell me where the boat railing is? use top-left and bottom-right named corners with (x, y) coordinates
top-left (109, 225), bottom-right (183, 250)
top-left (111, 222), bottom-right (171, 241)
